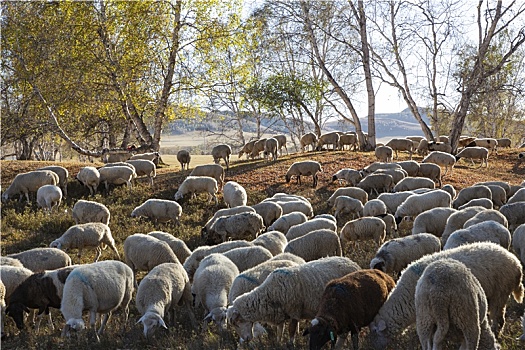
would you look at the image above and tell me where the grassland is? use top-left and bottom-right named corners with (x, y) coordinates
top-left (1, 148), bottom-right (525, 350)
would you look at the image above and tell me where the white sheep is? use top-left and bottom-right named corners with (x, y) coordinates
top-left (285, 218), bottom-right (337, 241)
top-left (416, 139), bottom-right (429, 156)
top-left (417, 163), bottom-right (442, 187)
top-left (507, 187), bottom-right (525, 204)
top-left (50, 222), bottom-right (119, 263)
top-left (223, 181), bottom-right (247, 208)
top-left (385, 138), bottom-right (414, 159)
top-left (455, 146), bottom-right (490, 168)
top-left (300, 132), bottom-right (318, 152)
top-left (98, 165), bottom-right (136, 192)
top-left (333, 195), bottom-right (364, 220)
top-left (357, 173), bottom-right (395, 196)
top-left (2, 170), bottom-right (59, 203)
top-left (463, 209), bottom-right (508, 229)
top-left (362, 199), bottom-right (388, 217)
top-left (189, 164), bottom-right (225, 190)
top-left (274, 134), bottom-right (288, 155)
top-left (458, 198), bottom-right (494, 210)
top-left (370, 233), bottom-right (441, 275)
top-left (238, 140), bottom-right (257, 159)
top-left (499, 202), bottom-right (525, 231)
top-left (130, 151), bottom-right (160, 164)
top-left (512, 224), bottom-right (525, 266)
top-left (395, 190), bottom-right (452, 223)
top-left (441, 184), bottom-right (456, 200)
top-left (415, 259), bottom-right (498, 350)
top-left (147, 231), bottom-right (192, 264)
top-left (368, 242), bottom-right (524, 349)
top-left (0, 257), bottom-right (24, 268)
top-left (316, 132), bottom-right (340, 151)
top-left (476, 180), bottom-right (512, 198)
top-left (452, 185), bottom-right (493, 209)
top-left (422, 151), bottom-right (456, 176)
top-left (395, 160), bottom-right (420, 177)
top-left (250, 201), bottom-right (282, 227)
top-left (72, 200), bottom-right (110, 225)
top-left (267, 211), bottom-right (308, 234)
top-left (362, 162), bottom-right (402, 174)
top-left (483, 184), bottom-right (507, 208)
top-left (340, 217), bottom-right (387, 247)
top-left (375, 145), bottom-right (393, 162)
top-left (444, 221), bottom-right (511, 250)
top-left (222, 246), bottom-right (273, 272)
top-left (393, 177), bottom-right (435, 192)
top-left (8, 247), bottom-right (72, 272)
top-left (60, 260), bottom-right (134, 339)
top-left (211, 144), bottom-right (232, 170)
top-left (411, 207), bottom-right (457, 237)
top-left (327, 187), bottom-right (368, 208)
top-left (208, 212), bottom-right (265, 242)
top-left (126, 159), bottom-right (156, 187)
top-left (467, 138), bottom-right (498, 154)
top-left (0, 265), bottom-right (33, 336)
top-left (285, 161), bottom-right (323, 188)
top-left (131, 198), bottom-right (182, 225)
top-left (284, 229), bottom-right (342, 262)
top-left (427, 141), bottom-right (452, 154)
top-left (377, 191), bottom-right (414, 214)
top-left (331, 168), bottom-right (363, 186)
top-left (252, 231), bottom-right (287, 256)
top-left (441, 206), bottom-right (487, 245)
top-left (38, 165), bottom-right (69, 198)
top-left (376, 213), bottom-right (398, 237)
top-left (104, 150), bottom-right (132, 163)
top-left (174, 176), bottom-right (218, 205)
top-left (264, 137), bottom-right (278, 161)
top-left (264, 199), bottom-right (314, 217)
top-left (339, 132), bottom-right (358, 151)
top-left (249, 138), bottom-right (267, 159)
top-left (191, 253), bottom-right (239, 330)
top-left (373, 168), bottom-right (408, 184)
top-left (136, 262), bottom-right (196, 338)
top-left (36, 184), bottom-right (62, 212)
top-left (201, 206), bottom-right (255, 236)
top-left (76, 166), bottom-right (100, 196)
top-left (176, 149), bottom-right (191, 170)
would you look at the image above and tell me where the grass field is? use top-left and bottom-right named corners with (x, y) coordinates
top-left (1, 148), bottom-right (525, 349)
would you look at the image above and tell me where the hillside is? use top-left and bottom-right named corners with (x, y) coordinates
top-left (1, 148), bottom-right (524, 350)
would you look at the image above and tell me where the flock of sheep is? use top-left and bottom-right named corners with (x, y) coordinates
top-left (1, 133), bottom-right (525, 349)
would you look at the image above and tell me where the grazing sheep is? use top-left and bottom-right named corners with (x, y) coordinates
top-left (208, 212), bottom-right (265, 242)
top-left (362, 162), bottom-right (402, 174)
top-left (285, 218), bottom-right (337, 241)
top-left (458, 198), bottom-right (494, 210)
top-left (376, 213), bottom-right (398, 237)
top-left (211, 144), bottom-right (232, 170)
top-left (422, 151), bottom-right (456, 176)
top-left (238, 140), bottom-right (256, 159)
top-left (36, 184), bottom-right (62, 212)
top-left (72, 200), bottom-right (110, 225)
top-left (126, 159), bottom-right (156, 187)
top-left (467, 138), bottom-right (498, 154)
top-left (363, 199), bottom-right (388, 217)
top-left (223, 181), bottom-right (247, 208)
top-left (427, 141), bottom-right (452, 154)
top-left (415, 259), bottom-right (498, 350)
top-left (500, 202), bottom-right (525, 231)
top-left (452, 185), bottom-right (492, 209)
top-left (265, 198), bottom-right (314, 217)
top-left (98, 165), bottom-right (136, 192)
top-left (8, 248), bottom-right (71, 273)
top-left (316, 132), bottom-right (340, 151)
top-left (274, 134), bottom-right (288, 155)
top-left (264, 137), bottom-right (278, 161)
top-left (174, 176), bottom-right (218, 204)
top-left (2, 170), bottom-right (59, 203)
top-left (304, 269), bottom-right (395, 350)
top-left (340, 217), bottom-right (387, 247)
top-left (333, 195), bottom-right (364, 220)
top-left (385, 138), bottom-right (414, 159)
top-left (339, 133), bottom-right (358, 151)
top-left (147, 231), bottom-right (192, 264)
top-left (76, 166), bottom-right (100, 196)
top-left (250, 201), bottom-right (282, 227)
top-left (250, 138), bottom-right (267, 159)
top-left (411, 207), bottom-right (457, 237)
top-left (60, 260), bottom-right (133, 339)
top-left (394, 190), bottom-right (452, 223)
top-left (130, 151), bottom-right (160, 165)
top-left (463, 209), bottom-right (508, 229)
top-left (370, 234), bottom-right (441, 275)
top-left (227, 256), bottom-right (361, 344)
top-left (327, 187), bottom-right (368, 208)
top-left (377, 191), bottom-right (414, 214)
top-left (176, 149), bottom-right (191, 170)
top-left (444, 221), bottom-right (511, 250)
top-left (222, 246), bottom-right (273, 272)
top-left (301, 132), bottom-right (318, 152)
top-left (38, 165), bottom-right (69, 198)
top-left (285, 161), bottom-right (323, 188)
top-left (496, 138), bottom-right (511, 148)
top-left (136, 262), bottom-right (196, 338)
top-left (455, 146), bottom-right (489, 168)
top-left (441, 184), bottom-right (456, 199)
top-left (417, 163), bottom-right (442, 187)
top-left (189, 164), bottom-right (225, 190)
top-left (509, 184), bottom-right (525, 198)
top-left (373, 168), bottom-right (408, 185)
top-left (252, 231), bottom-right (287, 256)
top-left (104, 151), bottom-right (132, 163)
top-left (50, 223), bottom-right (119, 263)
top-left (367, 242), bottom-right (524, 349)
top-left (512, 224), bottom-right (525, 266)
top-left (0, 265), bottom-right (34, 336)
top-left (284, 229), bottom-right (342, 262)
top-left (441, 206), bottom-right (487, 245)
top-left (393, 177), bottom-right (435, 192)
top-left (375, 146), bottom-right (393, 163)
top-left (192, 253), bottom-right (239, 330)
top-left (416, 139), bottom-right (429, 156)
top-left (131, 198), bottom-right (182, 225)
top-left (331, 168), bottom-right (363, 186)
top-left (201, 206), bottom-right (255, 237)
top-left (507, 187), bottom-right (525, 204)
top-left (357, 173), bottom-right (395, 197)
top-left (477, 180), bottom-right (512, 198)
top-left (395, 160), bottom-right (420, 177)
top-left (268, 212), bottom-right (309, 234)
top-left (0, 257), bottom-right (24, 268)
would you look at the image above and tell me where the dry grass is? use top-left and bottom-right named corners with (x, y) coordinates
top-left (1, 148), bottom-right (525, 350)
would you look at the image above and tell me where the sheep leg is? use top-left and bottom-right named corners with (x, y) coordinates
top-left (97, 313), bottom-right (111, 335)
top-left (288, 319), bottom-right (298, 344)
top-left (94, 247), bottom-right (102, 262)
top-left (334, 332), bottom-right (348, 349)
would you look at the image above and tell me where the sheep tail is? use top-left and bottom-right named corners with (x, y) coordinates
top-left (513, 281), bottom-right (524, 303)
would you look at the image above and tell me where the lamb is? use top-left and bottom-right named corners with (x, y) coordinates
top-left (455, 146), bottom-right (489, 167)
top-left (395, 160), bottom-right (420, 177)
top-left (252, 231), bottom-right (287, 256)
top-left (327, 187), bottom-right (368, 207)
top-left (507, 187), bottom-right (525, 204)
top-left (264, 137), bottom-right (278, 161)
top-left (131, 198), bottom-right (182, 225)
top-left (76, 166), bottom-right (100, 196)
top-left (227, 256), bottom-right (361, 344)
top-left (441, 206), bottom-right (487, 245)
top-left (284, 229), bottom-right (342, 262)
top-left (363, 199), bottom-right (388, 217)
top-left (238, 140), bottom-right (256, 159)
top-left (463, 209), bottom-right (508, 229)
top-left (340, 217), bottom-right (387, 246)
top-left (223, 181), bottom-right (247, 208)
top-left (250, 138), bottom-right (267, 159)
top-left (422, 151), bottom-right (456, 176)
top-left (38, 165), bottom-right (69, 198)
top-left (415, 259), bottom-right (499, 350)
top-left (500, 202), bottom-right (525, 231)
top-left (211, 144), bottom-right (232, 170)
top-left (393, 177), bottom-right (435, 192)
top-left (174, 176), bottom-right (218, 205)
top-left (267, 212), bottom-right (309, 234)
top-left (385, 138), bottom-right (414, 159)
top-left (376, 213), bottom-right (398, 237)
top-left (123, 233), bottom-right (179, 286)
top-left (189, 164), bottom-right (225, 190)
top-left (191, 253), bottom-right (239, 330)
top-left (201, 206), bottom-right (255, 236)
top-left (136, 262), bottom-right (196, 338)
top-left (8, 248), bottom-right (72, 273)
top-left (375, 145), bottom-right (393, 162)
top-left (467, 137), bottom-right (498, 154)
top-left (36, 184), bottom-right (62, 212)
top-left (300, 132), bottom-right (318, 152)
top-left (333, 195), bottom-right (364, 220)
top-left (222, 246), bottom-right (273, 272)
top-left (331, 168), bottom-right (363, 186)
top-left (130, 151), bottom-right (160, 164)
top-left (250, 201), bottom-right (282, 227)
top-left (208, 212), bottom-right (265, 242)
top-left (304, 269), bottom-right (395, 350)
top-left (511, 224), bottom-right (525, 266)
top-left (72, 199), bottom-right (110, 225)
top-left (370, 233), bottom-right (441, 275)
top-left (411, 207), bottom-right (457, 237)
top-left (2, 170), bottom-right (59, 203)
top-left (357, 173), bottom-right (395, 196)
top-left (417, 163), bottom-right (442, 187)
top-left (0, 265), bottom-right (33, 337)
top-left (98, 165), bottom-right (136, 192)
top-left (367, 242), bottom-right (524, 349)
top-left (377, 191), bottom-right (414, 214)
top-left (274, 134), bottom-right (288, 155)
top-left (126, 159), bottom-right (156, 187)
top-left (458, 198), bottom-right (494, 210)
top-left (176, 149), bottom-right (191, 170)
top-left (452, 185), bottom-right (492, 209)
top-left (443, 221), bottom-right (511, 250)
top-left (60, 260), bottom-right (134, 339)
top-left (427, 141), bottom-right (452, 154)
top-left (394, 189), bottom-right (452, 223)
top-left (285, 218), bottom-right (337, 241)
top-left (147, 231), bottom-right (192, 263)
top-left (285, 160), bottom-right (323, 188)
top-left (316, 132), bottom-right (340, 151)
top-left (50, 223), bottom-right (119, 263)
